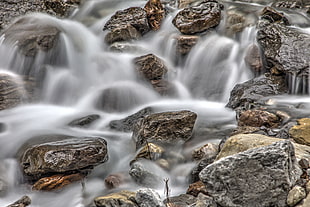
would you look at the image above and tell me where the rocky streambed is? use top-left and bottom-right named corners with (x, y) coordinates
top-left (1, 0), bottom-right (310, 207)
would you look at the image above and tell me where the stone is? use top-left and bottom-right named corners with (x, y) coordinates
top-left (244, 44), bottom-right (264, 75)
top-left (20, 137), bottom-right (108, 180)
top-left (6, 195), bottom-right (31, 207)
top-left (200, 141), bottom-right (302, 207)
top-left (287, 186), bottom-right (306, 207)
top-left (225, 9), bottom-right (246, 36)
top-left (144, 0), bottom-right (165, 31)
top-left (164, 194), bottom-right (197, 207)
top-left (103, 7), bottom-right (151, 35)
top-left (238, 109), bottom-right (280, 128)
top-left (172, 1), bottom-right (222, 34)
top-left (68, 114), bottom-right (100, 128)
top-left (272, 0), bottom-right (303, 9)
top-left (296, 192), bottom-right (310, 207)
top-left (32, 173), bottom-right (85, 191)
top-left (104, 173), bottom-right (124, 189)
top-left (131, 143), bottom-right (165, 165)
top-left (194, 193), bottom-right (217, 207)
top-left (190, 155), bottom-right (215, 183)
top-left (94, 190), bottom-right (138, 207)
top-left (192, 143), bottom-right (219, 161)
top-left (132, 110), bottom-right (197, 149)
top-left (136, 188), bottom-right (165, 207)
top-left (289, 118), bottom-right (310, 146)
top-left (186, 181), bottom-right (208, 197)
top-left (109, 107), bottom-right (154, 132)
top-left (176, 35), bottom-right (199, 56)
top-left (105, 25), bottom-right (142, 45)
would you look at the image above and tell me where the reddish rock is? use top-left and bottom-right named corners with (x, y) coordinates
top-left (187, 181), bottom-right (209, 197)
top-left (238, 109), bottom-right (280, 128)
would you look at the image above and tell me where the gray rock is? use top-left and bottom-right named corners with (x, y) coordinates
top-left (132, 110), bottom-right (197, 149)
top-left (6, 195), bottom-right (31, 207)
top-left (164, 194), bottom-right (197, 207)
top-left (199, 140), bottom-right (302, 207)
top-left (287, 186), bottom-right (306, 207)
top-left (194, 193), bottom-right (217, 207)
top-left (68, 114), bottom-right (100, 128)
top-left (105, 25), bottom-right (141, 45)
top-left (20, 136), bottom-right (108, 180)
top-left (136, 188), bottom-right (165, 207)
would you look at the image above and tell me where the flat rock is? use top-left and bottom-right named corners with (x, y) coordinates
top-left (238, 109), bottom-right (280, 128)
top-left (94, 190), bottom-right (137, 207)
top-left (200, 140), bottom-right (302, 207)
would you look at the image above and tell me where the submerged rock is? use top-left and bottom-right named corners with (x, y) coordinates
top-left (172, 0), bottom-right (222, 34)
top-left (131, 143), bottom-right (165, 165)
top-left (68, 114), bottom-right (100, 128)
top-left (132, 110), bottom-right (197, 149)
top-left (94, 190), bottom-right (137, 207)
top-left (6, 195), bottom-right (31, 207)
top-left (244, 44), bottom-right (264, 75)
top-left (200, 140), bottom-right (302, 207)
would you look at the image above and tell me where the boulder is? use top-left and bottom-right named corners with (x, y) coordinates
top-left (94, 190), bottom-right (137, 207)
top-left (20, 137), bottom-right (108, 180)
top-left (289, 118), bottom-right (310, 146)
top-left (200, 140), bottom-right (302, 207)
top-left (186, 181), bottom-right (208, 197)
top-left (132, 110), bottom-right (197, 149)
top-left (6, 196), bottom-right (31, 207)
top-left (103, 7), bottom-right (150, 35)
top-left (189, 155), bottom-right (215, 183)
top-left (32, 173), bottom-right (85, 191)
top-left (68, 114), bottom-right (100, 128)
top-left (172, 1), bottom-right (222, 34)
top-left (238, 109), bottom-right (280, 128)
top-left (136, 188), bottom-right (165, 207)
top-left (105, 25), bottom-right (141, 45)
top-left (287, 186), bottom-right (306, 207)
top-left (144, 0), bottom-right (165, 31)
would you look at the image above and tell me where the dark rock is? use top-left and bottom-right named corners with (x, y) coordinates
top-left (238, 109), bottom-right (280, 128)
top-left (20, 137), bottom-right (108, 180)
top-left (136, 188), bottom-right (165, 207)
top-left (150, 79), bottom-right (175, 96)
top-left (190, 156), bottom-right (215, 183)
top-left (68, 114), bottom-right (100, 128)
top-left (172, 1), bottom-right (222, 34)
top-left (32, 173), bottom-right (85, 191)
top-left (200, 140), bottom-right (302, 207)
top-left (194, 193), bottom-right (217, 207)
top-left (164, 194), bottom-right (197, 207)
top-left (144, 0), bottom-right (165, 31)
top-left (103, 7), bottom-right (151, 35)
top-left (94, 190), bottom-right (138, 207)
top-left (186, 181), bottom-right (208, 197)
top-left (132, 110), bottom-right (197, 149)
top-left (104, 25), bottom-right (141, 45)
top-left (109, 107), bottom-right (153, 132)
top-left (244, 44), bottom-right (264, 76)
top-left (6, 196), bottom-right (31, 207)
top-left (176, 35), bottom-right (199, 56)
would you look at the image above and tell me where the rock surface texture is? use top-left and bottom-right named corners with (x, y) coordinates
top-left (290, 118), bottom-right (310, 146)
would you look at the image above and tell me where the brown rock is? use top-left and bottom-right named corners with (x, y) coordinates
top-left (238, 109), bottom-right (280, 128)
top-left (94, 190), bottom-right (137, 207)
top-left (289, 118), bottom-right (310, 146)
top-left (144, 0), bottom-right (165, 31)
top-left (131, 143), bottom-right (164, 165)
top-left (6, 195), bottom-right (31, 207)
top-left (105, 24), bottom-right (141, 44)
top-left (104, 174), bottom-right (124, 189)
top-left (32, 173), bottom-right (85, 191)
top-left (192, 143), bottom-right (219, 161)
top-left (186, 181), bottom-right (208, 197)
top-left (244, 44), bottom-right (264, 75)
top-left (176, 35), bottom-right (199, 56)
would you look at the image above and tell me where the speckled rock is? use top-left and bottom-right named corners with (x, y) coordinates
top-left (238, 109), bottom-right (280, 128)
top-left (287, 186), bottom-right (306, 207)
top-left (6, 195), bottom-right (31, 207)
top-left (136, 188), bottom-right (165, 207)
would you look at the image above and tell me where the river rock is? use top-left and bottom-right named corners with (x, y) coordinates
top-left (238, 109), bottom-right (280, 128)
top-left (192, 143), bottom-right (219, 161)
top-left (200, 140), bottom-right (302, 207)
top-left (6, 195), bottom-right (31, 207)
top-left (244, 44), bottom-right (264, 76)
top-left (136, 188), bottom-right (165, 207)
top-left (164, 194), bottom-right (197, 207)
top-left (68, 114), bottom-right (100, 128)
top-left (289, 118), bottom-right (310, 146)
top-left (186, 181), bottom-right (208, 197)
top-left (189, 154), bottom-right (215, 183)
top-left (172, 0), bottom-right (222, 34)
top-left (94, 190), bottom-right (137, 207)
top-left (104, 173), bottom-right (125, 189)
top-left (176, 35), bottom-right (199, 56)
top-left (132, 110), bottom-right (197, 149)
top-left (32, 173), bottom-right (85, 191)
top-left (103, 7), bottom-right (150, 35)
top-left (287, 185), bottom-right (306, 207)
top-left (131, 143), bottom-right (165, 165)
top-left (272, 0), bottom-right (303, 9)
top-left (144, 0), bottom-right (165, 31)
top-left (105, 25), bottom-right (142, 45)
top-left (20, 137), bottom-right (108, 180)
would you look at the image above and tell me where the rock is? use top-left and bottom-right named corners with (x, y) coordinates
top-left (225, 8), bottom-right (246, 36)
top-left (192, 143), bottom-right (219, 161)
top-left (176, 35), bottom-right (199, 56)
top-left (20, 137), bottom-right (108, 180)
top-left (296, 192), bottom-right (310, 207)
top-left (190, 155), bottom-right (215, 183)
top-left (238, 109), bottom-right (280, 128)
top-left (105, 25), bottom-right (142, 45)
top-left (200, 140), bottom-right (302, 207)
top-left (178, 0), bottom-right (197, 8)
top-left (103, 7), bottom-right (151, 35)
top-left (44, 0), bottom-right (79, 17)
top-left (131, 143), bottom-right (165, 165)
top-left (290, 118), bottom-right (310, 146)
top-left (144, 0), bottom-right (165, 31)
top-left (132, 110), bottom-right (197, 149)
top-left (172, 1), bottom-right (222, 34)
top-left (6, 196), bottom-right (31, 207)
top-left (109, 107), bottom-right (154, 132)
top-left (94, 190), bottom-right (138, 207)
top-left (287, 186), bottom-right (306, 207)
top-left (194, 193), bottom-right (217, 207)
top-left (136, 188), bottom-right (165, 207)
top-left (186, 181), bottom-right (208, 197)
top-left (0, 72), bottom-right (28, 110)
top-left (226, 73), bottom-right (288, 111)
top-left (244, 44), bottom-right (264, 75)
top-left (68, 114), bottom-right (100, 128)
top-left (32, 173), bottom-right (85, 191)
top-left (104, 173), bottom-right (124, 189)
top-left (164, 194), bottom-right (197, 207)
top-left (272, 0), bottom-right (303, 9)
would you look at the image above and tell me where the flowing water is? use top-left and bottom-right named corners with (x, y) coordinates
top-left (0, 0), bottom-right (308, 206)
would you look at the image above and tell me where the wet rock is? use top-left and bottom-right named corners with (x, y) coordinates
top-left (94, 190), bottom-right (138, 207)
top-left (244, 44), bottom-right (264, 76)
top-left (192, 143), bottom-right (219, 161)
top-left (109, 107), bottom-right (154, 132)
top-left (186, 181), bottom-right (208, 197)
top-left (178, 0), bottom-right (197, 9)
top-left (105, 25), bottom-right (142, 45)
top-left (68, 114), bottom-right (100, 128)
top-left (272, 0), bottom-right (303, 9)
top-left (103, 7), bottom-right (151, 35)
top-left (109, 42), bottom-right (147, 53)
top-left (32, 173), bottom-right (85, 191)
top-left (151, 79), bottom-right (175, 96)
top-left (226, 73), bottom-right (288, 111)
top-left (290, 118), bottom-right (310, 146)
top-left (238, 109), bottom-right (280, 128)
top-left (194, 193), bottom-right (217, 207)
top-left (287, 186), bottom-right (306, 207)
top-left (164, 194), bottom-right (197, 207)
top-left (172, 1), bottom-right (222, 34)
top-left (190, 155), bottom-right (215, 183)
top-left (131, 143), bottom-right (165, 165)
top-left (136, 188), bottom-right (165, 207)
top-left (0, 73), bottom-right (28, 110)
top-left (200, 140), bottom-right (302, 207)
top-left (144, 0), bottom-right (165, 31)
top-left (104, 173), bottom-right (124, 189)
top-left (225, 8), bottom-right (246, 36)
top-left (20, 137), bottom-right (108, 180)
top-left (132, 110), bottom-right (197, 149)
top-left (176, 35), bottom-right (199, 56)
top-left (6, 195), bottom-right (31, 207)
